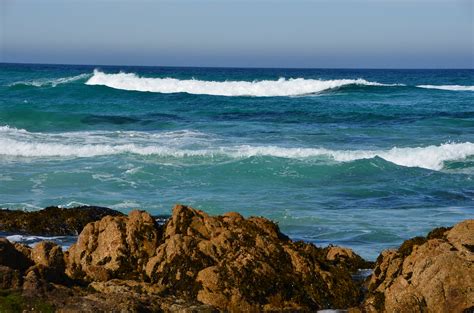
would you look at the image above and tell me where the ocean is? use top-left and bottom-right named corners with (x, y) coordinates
top-left (0, 63), bottom-right (473, 259)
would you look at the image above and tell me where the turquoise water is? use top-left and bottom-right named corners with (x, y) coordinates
top-left (1, 63), bottom-right (473, 259)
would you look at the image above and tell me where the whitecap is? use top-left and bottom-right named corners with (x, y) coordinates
top-left (0, 125), bottom-right (473, 170)
top-left (85, 70), bottom-right (399, 97)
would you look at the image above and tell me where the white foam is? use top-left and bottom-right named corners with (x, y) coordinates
top-left (85, 70), bottom-right (398, 97)
top-left (6, 234), bottom-right (65, 243)
top-left (0, 126), bottom-right (473, 170)
top-left (417, 85), bottom-right (474, 91)
top-left (9, 73), bottom-right (91, 87)
top-left (6, 234), bottom-right (74, 250)
top-left (219, 143), bottom-right (474, 170)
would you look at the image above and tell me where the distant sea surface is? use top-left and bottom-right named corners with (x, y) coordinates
top-left (1, 63), bottom-right (473, 259)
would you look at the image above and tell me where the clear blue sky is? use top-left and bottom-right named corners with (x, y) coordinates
top-left (1, 0), bottom-right (473, 68)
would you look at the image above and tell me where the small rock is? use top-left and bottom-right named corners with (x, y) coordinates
top-left (325, 246), bottom-right (373, 272)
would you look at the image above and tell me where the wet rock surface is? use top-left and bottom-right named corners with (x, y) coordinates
top-left (0, 204), bottom-right (471, 312)
top-left (0, 206), bottom-right (124, 236)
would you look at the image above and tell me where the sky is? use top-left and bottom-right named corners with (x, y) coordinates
top-left (1, 0), bottom-right (473, 68)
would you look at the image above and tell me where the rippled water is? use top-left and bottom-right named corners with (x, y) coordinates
top-left (1, 63), bottom-right (473, 259)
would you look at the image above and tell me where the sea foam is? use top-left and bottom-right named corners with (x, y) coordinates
top-left (9, 73), bottom-right (90, 88)
top-left (85, 70), bottom-right (397, 97)
top-left (1, 126), bottom-right (473, 171)
top-left (416, 85), bottom-right (474, 91)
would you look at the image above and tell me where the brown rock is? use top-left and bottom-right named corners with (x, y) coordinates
top-left (145, 204), bottom-right (364, 311)
top-left (0, 205), bottom-right (124, 236)
top-left (22, 267), bottom-right (48, 296)
top-left (31, 241), bottom-right (65, 269)
top-left (0, 265), bottom-right (22, 289)
top-left (66, 210), bottom-right (161, 282)
top-left (363, 219), bottom-right (474, 313)
top-left (30, 241), bottom-right (67, 283)
top-left (0, 238), bottom-right (32, 271)
top-left (88, 280), bottom-right (216, 312)
top-left (325, 246), bottom-right (373, 272)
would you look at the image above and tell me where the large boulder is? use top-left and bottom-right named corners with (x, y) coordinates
top-left (144, 204), bottom-right (364, 311)
top-left (66, 210), bottom-right (161, 281)
top-left (362, 220), bottom-right (474, 313)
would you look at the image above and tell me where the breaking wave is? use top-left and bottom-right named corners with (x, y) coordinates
top-left (1, 125), bottom-right (473, 170)
top-left (9, 73), bottom-right (91, 88)
top-left (85, 70), bottom-right (399, 97)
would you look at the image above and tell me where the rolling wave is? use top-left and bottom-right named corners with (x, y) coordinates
top-left (85, 70), bottom-right (400, 97)
top-left (1, 126), bottom-right (473, 170)
top-left (416, 85), bottom-right (474, 91)
top-left (7, 70), bottom-right (472, 95)
top-left (9, 73), bottom-right (91, 88)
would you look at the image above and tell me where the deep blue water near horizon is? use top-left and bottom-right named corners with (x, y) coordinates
top-left (0, 63), bottom-right (473, 259)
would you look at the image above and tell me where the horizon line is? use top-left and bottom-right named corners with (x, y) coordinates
top-left (1, 61), bottom-right (473, 71)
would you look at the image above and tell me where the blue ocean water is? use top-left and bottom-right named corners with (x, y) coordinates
top-left (0, 63), bottom-right (473, 259)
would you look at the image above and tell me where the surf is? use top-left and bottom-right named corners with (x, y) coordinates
top-left (85, 70), bottom-right (399, 97)
top-left (1, 125), bottom-right (473, 171)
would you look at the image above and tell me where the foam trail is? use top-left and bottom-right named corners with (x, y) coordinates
top-left (6, 234), bottom-right (75, 250)
top-left (1, 126), bottom-right (473, 170)
top-left (85, 70), bottom-right (399, 97)
top-left (9, 73), bottom-right (91, 87)
top-left (417, 85), bottom-right (474, 91)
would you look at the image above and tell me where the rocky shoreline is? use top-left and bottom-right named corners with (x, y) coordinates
top-left (0, 206), bottom-right (124, 236)
top-left (0, 205), bottom-right (472, 312)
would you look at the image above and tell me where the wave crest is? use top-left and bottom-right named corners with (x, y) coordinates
top-left (85, 70), bottom-right (398, 97)
top-left (1, 126), bottom-right (473, 170)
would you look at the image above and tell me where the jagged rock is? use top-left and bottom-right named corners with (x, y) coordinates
top-left (1, 204), bottom-right (472, 312)
top-left (0, 265), bottom-right (22, 289)
top-left (22, 267), bottom-right (48, 296)
top-left (0, 238), bottom-right (32, 271)
top-left (66, 210), bottom-right (161, 281)
top-left (325, 246), bottom-right (373, 272)
top-left (362, 220), bottom-right (474, 313)
top-left (31, 241), bottom-right (65, 269)
top-left (30, 241), bottom-right (67, 284)
top-left (0, 206), bottom-right (123, 236)
top-left (145, 205), bottom-right (363, 311)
